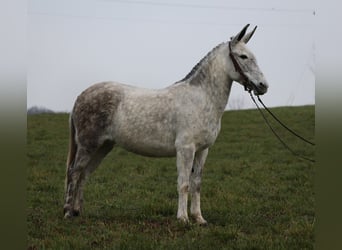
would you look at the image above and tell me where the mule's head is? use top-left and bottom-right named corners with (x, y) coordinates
top-left (228, 24), bottom-right (268, 95)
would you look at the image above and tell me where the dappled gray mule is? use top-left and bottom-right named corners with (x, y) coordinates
top-left (64, 24), bottom-right (268, 224)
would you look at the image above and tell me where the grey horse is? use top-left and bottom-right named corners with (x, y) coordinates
top-left (64, 24), bottom-right (268, 224)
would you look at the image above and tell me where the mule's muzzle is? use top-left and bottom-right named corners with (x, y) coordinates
top-left (250, 81), bottom-right (268, 96)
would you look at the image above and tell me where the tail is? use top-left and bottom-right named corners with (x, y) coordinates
top-left (65, 114), bottom-right (77, 192)
top-left (67, 115), bottom-right (77, 168)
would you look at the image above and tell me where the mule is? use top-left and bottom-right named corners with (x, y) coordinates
top-left (63, 24), bottom-right (268, 224)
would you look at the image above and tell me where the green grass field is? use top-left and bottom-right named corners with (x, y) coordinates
top-left (27, 106), bottom-right (315, 249)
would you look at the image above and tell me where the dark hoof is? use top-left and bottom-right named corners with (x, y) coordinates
top-left (199, 221), bottom-right (208, 227)
top-left (63, 207), bottom-right (80, 218)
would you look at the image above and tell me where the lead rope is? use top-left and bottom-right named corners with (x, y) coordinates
top-left (256, 96), bottom-right (315, 146)
top-left (249, 92), bottom-right (315, 163)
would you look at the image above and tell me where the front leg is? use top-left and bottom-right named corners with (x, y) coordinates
top-left (176, 144), bottom-right (195, 223)
top-left (190, 148), bottom-right (208, 225)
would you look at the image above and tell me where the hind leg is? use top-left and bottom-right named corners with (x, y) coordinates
top-left (64, 141), bottom-right (113, 218)
top-left (72, 141), bottom-right (114, 215)
top-left (64, 147), bottom-right (91, 218)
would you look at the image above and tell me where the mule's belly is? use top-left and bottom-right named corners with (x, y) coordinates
top-left (117, 139), bottom-right (177, 157)
top-left (113, 110), bottom-right (177, 157)
top-left (114, 129), bottom-right (177, 157)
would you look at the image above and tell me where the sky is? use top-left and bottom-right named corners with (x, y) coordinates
top-left (27, 0), bottom-right (315, 112)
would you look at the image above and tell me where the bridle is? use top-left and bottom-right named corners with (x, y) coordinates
top-left (228, 41), bottom-right (255, 93)
top-left (228, 42), bottom-right (315, 163)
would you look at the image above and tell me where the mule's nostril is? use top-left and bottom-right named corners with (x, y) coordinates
top-left (259, 82), bottom-right (267, 89)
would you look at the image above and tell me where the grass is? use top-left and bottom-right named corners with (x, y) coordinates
top-left (27, 106), bottom-right (315, 249)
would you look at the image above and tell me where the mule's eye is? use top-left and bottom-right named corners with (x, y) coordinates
top-left (239, 54), bottom-right (248, 59)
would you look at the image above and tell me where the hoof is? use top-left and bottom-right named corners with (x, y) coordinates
top-left (64, 211), bottom-right (73, 219)
top-left (191, 214), bottom-right (208, 226)
top-left (63, 206), bottom-right (80, 218)
top-left (198, 220), bottom-right (208, 227)
top-left (177, 216), bottom-right (190, 224)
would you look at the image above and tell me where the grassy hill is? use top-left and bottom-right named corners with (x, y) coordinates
top-left (27, 105), bottom-right (315, 249)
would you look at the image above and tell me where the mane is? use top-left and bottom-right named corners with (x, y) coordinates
top-left (176, 42), bottom-right (226, 84)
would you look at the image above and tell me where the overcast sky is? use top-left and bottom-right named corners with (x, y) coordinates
top-left (27, 0), bottom-right (315, 111)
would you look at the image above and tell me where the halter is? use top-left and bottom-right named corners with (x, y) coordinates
top-left (228, 42), bottom-right (254, 93)
top-left (229, 40), bottom-right (315, 163)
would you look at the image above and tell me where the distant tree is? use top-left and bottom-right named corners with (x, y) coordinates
top-left (27, 106), bottom-right (54, 115)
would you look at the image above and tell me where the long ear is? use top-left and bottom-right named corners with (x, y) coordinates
top-left (231, 24), bottom-right (250, 45)
top-left (243, 26), bottom-right (257, 44)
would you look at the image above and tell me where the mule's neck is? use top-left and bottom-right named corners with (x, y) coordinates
top-left (186, 43), bottom-right (233, 115)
